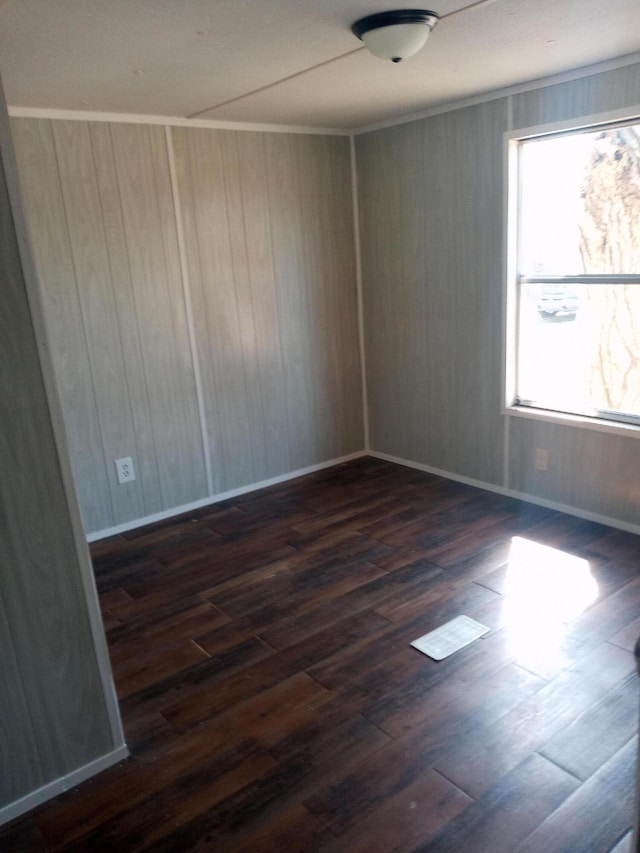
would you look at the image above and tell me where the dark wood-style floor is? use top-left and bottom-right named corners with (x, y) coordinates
top-left (3, 457), bottom-right (640, 852)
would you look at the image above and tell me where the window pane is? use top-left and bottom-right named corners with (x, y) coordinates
top-left (520, 123), bottom-right (640, 277)
top-left (517, 284), bottom-right (640, 422)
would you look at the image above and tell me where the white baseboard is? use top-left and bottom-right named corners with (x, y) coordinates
top-left (370, 451), bottom-right (640, 537)
top-left (0, 744), bottom-right (128, 827)
top-left (87, 444), bottom-right (640, 543)
top-left (87, 451), bottom-right (368, 542)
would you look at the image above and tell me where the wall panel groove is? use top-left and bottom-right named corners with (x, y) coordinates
top-left (165, 126), bottom-right (214, 495)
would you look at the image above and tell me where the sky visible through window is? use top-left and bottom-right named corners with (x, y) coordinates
top-left (520, 132), bottom-right (591, 276)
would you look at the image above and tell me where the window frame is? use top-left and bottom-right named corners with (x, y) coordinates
top-left (504, 107), bottom-right (640, 438)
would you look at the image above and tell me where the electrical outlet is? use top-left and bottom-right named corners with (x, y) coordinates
top-left (115, 457), bottom-right (136, 484)
top-left (535, 448), bottom-right (549, 472)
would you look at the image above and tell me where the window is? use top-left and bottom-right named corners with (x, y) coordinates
top-left (508, 118), bottom-right (640, 428)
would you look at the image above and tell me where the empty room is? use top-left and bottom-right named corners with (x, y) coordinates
top-left (1, 1), bottom-right (640, 850)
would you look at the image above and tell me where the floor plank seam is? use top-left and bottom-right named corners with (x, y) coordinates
top-left (190, 639), bottom-right (212, 658)
top-left (429, 767), bottom-right (478, 802)
top-left (534, 750), bottom-right (585, 782)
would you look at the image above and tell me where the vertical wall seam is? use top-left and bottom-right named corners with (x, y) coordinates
top-left (503, 94), bottom-right (514, 489)
top-left (150, 124), bottom-right (197, 503)
top-left (165, 125), bottom-right (214, 496)
top-left (350, 134), bottom-right (370, 450)
top-left (187, 130), bottom-right (225, 491)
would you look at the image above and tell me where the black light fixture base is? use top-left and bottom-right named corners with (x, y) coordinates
top-left (351, 9), bottom-right (440, 41)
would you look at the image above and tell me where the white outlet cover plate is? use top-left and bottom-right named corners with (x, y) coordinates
top-left (115, 456), bottom-right (135, 484)
top-left (411, 615), bottom-right (490, 661)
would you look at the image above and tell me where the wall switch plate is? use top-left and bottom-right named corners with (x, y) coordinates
top-left (115, 457), bottom-right (136, 484)
top-left (535, 448), bottom-right (549, 472)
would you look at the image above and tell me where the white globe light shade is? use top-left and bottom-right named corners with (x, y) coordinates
top-left (351, 10), bottom-right (439, 63)
top-left (361, 22), bottom-right (432, 62)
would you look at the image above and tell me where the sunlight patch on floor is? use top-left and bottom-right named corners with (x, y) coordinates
top-left (503, 536), bottom-right (599, 671)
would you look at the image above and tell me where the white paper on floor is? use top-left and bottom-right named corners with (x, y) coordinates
top-left (410, 615), bottom-right (490, 661)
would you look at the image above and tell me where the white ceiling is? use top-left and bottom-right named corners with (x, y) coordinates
top-left (1, 0), bottom-right (639, 131)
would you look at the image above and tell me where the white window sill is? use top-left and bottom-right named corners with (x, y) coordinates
top-left (504, 404), bottom-right (640, 440)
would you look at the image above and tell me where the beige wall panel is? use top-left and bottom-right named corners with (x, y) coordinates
top-left (508, 418), bottom-right (640, 526)
top-left (88, 123), bottom-right (165, 516)
top-left (175, 127), bottom-right (362, 490)
top-left (218, 131), bottom-right (272, 482)
top-left (15, 117), bottom-right (362, 534)
top-left (326, 137), bottom-right (364, 452)
top-left (356, 131), bottom-right (399, 452)
top-left (0, 115), bottom-right (115, 793)
top-left (264, 133), bottom-right (320, 469)
top-left (358, 122), bottom-right (428, 457)
top-left (235, 131), bottom-right (290, 478)
top-left (109, 123), bottom-right (207, 510)
top-left (296, 135), bottom-right (336, 461)
top-left (10, 118), bottom-right (112, 531)
top-left (358, 100), bottom-right (506, 484)
top-left (432, 102), bottom-right (505, 481)
top-left (358, 63), bottom-right (640, 527)
top-left (12, 118), bottom-right (208, 532)
top-left (0, 596), bottom-right (43, 803)
top-left (296, 135), bottom-right (363, 460)
top-left (512, 62), bottom-right (640, 130)
top-left (51, 120), bottom-right (144, 524)
top-left (172, 127), bottom-right (256, 491)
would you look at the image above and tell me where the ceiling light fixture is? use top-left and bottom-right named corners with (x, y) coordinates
top-left (351, 9), bottom-right (439, 63)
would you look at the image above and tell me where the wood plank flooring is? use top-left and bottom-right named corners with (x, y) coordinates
top-left (2, 457), bottom-right (639, 851)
